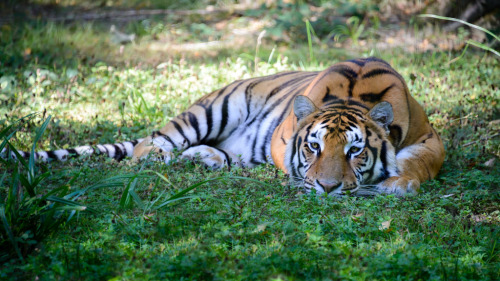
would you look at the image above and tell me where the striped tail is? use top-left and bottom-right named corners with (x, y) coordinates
top-left (2, 139), bottom-right (144, 162)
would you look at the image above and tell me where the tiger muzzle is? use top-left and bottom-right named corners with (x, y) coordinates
top-left (316, 179), bottom-right (342, 193)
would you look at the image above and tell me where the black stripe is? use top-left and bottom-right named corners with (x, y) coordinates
top-left (421, 132), bottom-right (433, 144)
top-left (170, 120), bottom-right (191, 147)
top-left (163, 135), bottom-right (177, 149)
top-left (323, 100), bottom-right (369, 112)
top-left (289, 134), bottom-right (299, 178)
top-left (214, 84), bottom-right (231, 99)
top-left (153, 131), bottom-right (177, 149)
top-left (187, 112), bottom-right (201, 142)
top-left (130, 139), bottom-right (139, 146)
top-left (201, 104), bottom-right (213, 143)
top-left (360, 130), bottom-right (375, 182)
top-left (46, 150), bottom-right (57, 159)
top-left (333, 66), bottom-right (357, 97)
top-left (112, 144), bottom-right (125, 161)
top-left (322, 109), bottom-right (363, 121)
top-left (262, 117), bottom-right (281, 161)
top-left (265, 73), bottom-right (317, 102)
top-left (378, 141), bottom-right (389, 182)
top-left (361, 68), bottom-right (406, 86)
top-left (322, 87), bottom-right (340, 103)
top-left (309, 65), bottom-right (357, 96)
top-left (347, 99), bottom-right (370, 110)
top-left (217, 94), bottom-right (231, 138)
top-left (339, 68), bottom-right (358, 97)
top-left (296, 136), bottom-right (304, 170)
top-left (344, 113), bottom-right (358, 123)
top-left (359, 84), bottom-right (395, 103)
top-left (250, 130), bottom-right (261, 165)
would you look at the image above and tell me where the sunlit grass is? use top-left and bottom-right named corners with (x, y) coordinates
top-left (0, 14), bottom-right (499, 281)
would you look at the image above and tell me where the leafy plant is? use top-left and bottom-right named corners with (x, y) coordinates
top-left (331, 16), bottom-right (366, 45)
top-left (0, 115), bottom-right (96, 262)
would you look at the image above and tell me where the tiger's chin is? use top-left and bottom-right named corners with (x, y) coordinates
top-left (297, 176), bottom-right (419, 197)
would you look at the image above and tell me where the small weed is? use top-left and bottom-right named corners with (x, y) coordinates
top-left (0, 116), bottom-right (96, 262)
top-left (332, 16), bottom-right (366, 45)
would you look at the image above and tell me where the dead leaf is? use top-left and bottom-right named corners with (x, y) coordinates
top-left (472, 215), bottom-right (486, 223)
top-left (379, 219), bottom-right (393, 230)
top-left (351, 212), bottom-right (364, 222)
top-left (441, 194), bottom-right (454, 198)
top-left (143, 213), bottom-right (155, 222)
top-left (256, 223), bottom-right (267, 232)
top-left (484, 158), bottom-right (495, 168)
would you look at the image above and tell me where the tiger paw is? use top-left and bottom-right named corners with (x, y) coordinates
top-left (132, 148), bottom-right (173, 163)
top-left (181, 145), bottom-right (233, 169)
top-left (376, 176), bottom-right (420, 196)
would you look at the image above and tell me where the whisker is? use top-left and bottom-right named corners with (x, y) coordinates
top-left (353, 185), bottom-right (380, 197)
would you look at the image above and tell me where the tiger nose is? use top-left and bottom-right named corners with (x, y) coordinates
top-left (317, 179), bottom-right (342, 193)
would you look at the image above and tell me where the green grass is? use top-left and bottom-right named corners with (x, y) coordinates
top-left (1, 12), bottom-right (499, 281)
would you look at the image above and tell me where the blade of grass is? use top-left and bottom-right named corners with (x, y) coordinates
top-left (419, 14), bottom-right (499, 42)
top-left (155, 176), bottom-right (274, 210)
top-left (46, 196), bottom-right (98, 214)
top-left (28, 115), bottom-right (51, 184)
top-left (119, 175), bottom-right (146, 209)
top-left (5, 142), bottom-right (29, 168)
top-left (305, 20), bottom-right (317, 65)
top-left (66, 173), bottom-right (149, 201)
top-left (466, 40), bottom-right (500, 57)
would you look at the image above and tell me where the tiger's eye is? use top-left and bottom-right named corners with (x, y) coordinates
top-left (310, 142), bottom-right (320, 150)
top-left (349, 146), bottom-right (361, 154)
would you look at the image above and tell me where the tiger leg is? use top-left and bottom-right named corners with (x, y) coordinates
top-left (180, 145), bottom-right (240, 169)
top-left (376, 128), bottom-right (445, 195)
top-left (132, 136), bottom-right (174, 161)
top-left (131, 89), bottom-right (246, 164)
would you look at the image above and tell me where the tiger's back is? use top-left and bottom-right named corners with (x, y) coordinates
top-left (133, 70), bottom-right (320, 166)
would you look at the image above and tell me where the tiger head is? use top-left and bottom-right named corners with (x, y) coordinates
top-left (285, 95), bottom-right (398, 195)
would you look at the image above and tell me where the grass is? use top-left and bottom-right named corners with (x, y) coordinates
top-left (0, 7), bottom-right (499, 281)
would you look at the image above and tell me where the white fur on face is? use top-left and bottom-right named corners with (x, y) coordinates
top-left (343, 126), bottom-right (365, 156)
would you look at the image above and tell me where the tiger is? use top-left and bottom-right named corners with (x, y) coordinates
top-left (5, 57), bottom-right (445, 196)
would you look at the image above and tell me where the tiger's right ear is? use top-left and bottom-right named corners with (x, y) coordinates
top-left (294, 95), bottom-right (318, 121)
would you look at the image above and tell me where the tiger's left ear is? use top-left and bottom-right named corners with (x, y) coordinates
top-left (294, 95), bottom-right (318, 121)
top-left (368, 102), bottom-right (394, 133)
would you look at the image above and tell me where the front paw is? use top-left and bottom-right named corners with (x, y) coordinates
top-left (376, 176), bottom-right (420, 196)
top-left (181, 145), bottom-right (229, 169)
